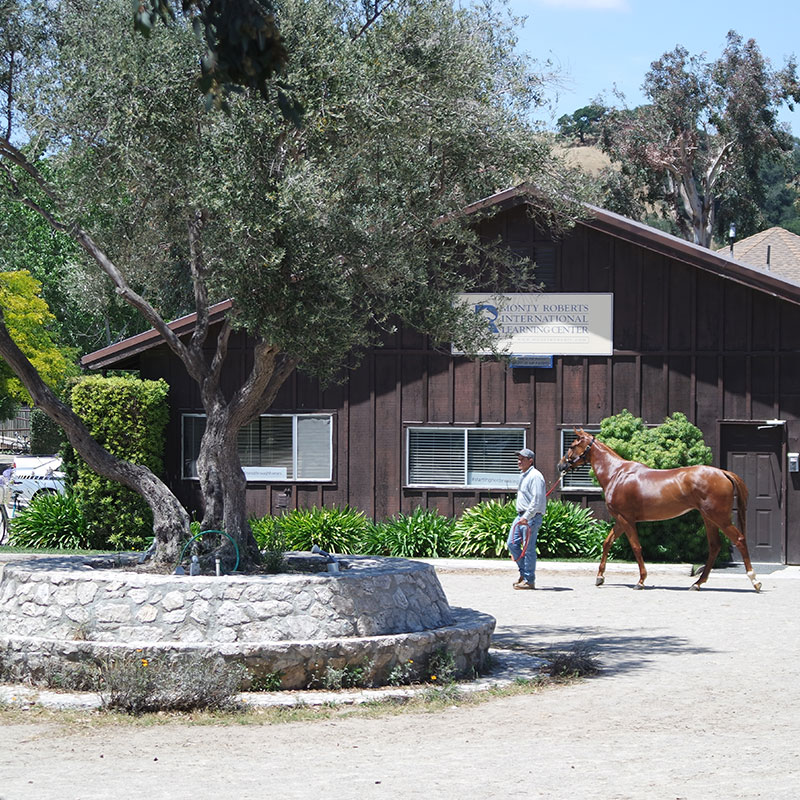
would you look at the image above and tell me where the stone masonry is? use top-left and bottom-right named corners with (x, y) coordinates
top-left (0, 554), bottom-right (495, 689)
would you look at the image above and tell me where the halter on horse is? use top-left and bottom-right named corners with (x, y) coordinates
top-left (558, 428), bottom-right (761, 592)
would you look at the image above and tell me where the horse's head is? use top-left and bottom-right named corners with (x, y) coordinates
top-left (557, 428), bottom-right (596, 473)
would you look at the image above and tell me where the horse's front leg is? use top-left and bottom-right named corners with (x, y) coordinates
top-left (618, 518), bottom-right (647, 589)
top-left (596, 524), bottom-right (621, 586)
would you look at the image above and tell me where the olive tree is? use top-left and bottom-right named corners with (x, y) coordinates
top-left (0, 0), bottom-right (576, 567)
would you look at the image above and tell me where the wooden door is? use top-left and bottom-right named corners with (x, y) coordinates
top-left (722, 423), bottom-right (784, 563)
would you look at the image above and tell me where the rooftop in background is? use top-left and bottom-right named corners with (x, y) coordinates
top-left (719, 227), bottom-right (800, 284)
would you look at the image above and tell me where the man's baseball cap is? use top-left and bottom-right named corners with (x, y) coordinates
top-left (516, 448), bottom-right (535, 459)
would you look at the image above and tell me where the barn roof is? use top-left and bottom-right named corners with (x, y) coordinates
top-left (715, 226), bottom-right (800, 284)
top-left (81, 300), bottom-right (232, 370)
top-left (81, 186), bottom-right (800, 370)
top-left (463, 184), bottom-right (800, 307)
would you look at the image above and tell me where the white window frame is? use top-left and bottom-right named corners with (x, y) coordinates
top-left (405, 426), bottom-right (525, 489)
top-left (559, 426), bottom-right (603, 493)
top-left (181, 412), bottom-right (334, 482)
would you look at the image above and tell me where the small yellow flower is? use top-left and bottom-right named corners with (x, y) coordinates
top-left (141, 659), bottom-right (149, 668)
top-left (430, 675), bottom-right (437, 681)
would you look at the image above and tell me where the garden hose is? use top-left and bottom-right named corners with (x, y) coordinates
top-left (177, 529), bottom-right (240, 574)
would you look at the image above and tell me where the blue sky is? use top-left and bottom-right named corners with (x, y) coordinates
top-left (506, 0), bottom-right (800, 136)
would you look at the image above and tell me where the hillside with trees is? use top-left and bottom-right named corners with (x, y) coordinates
top-left (557, 32), bottom-right (800, 247)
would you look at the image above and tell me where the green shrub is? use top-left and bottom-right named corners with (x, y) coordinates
top-left (9, 491), bottom-right (95, 550)
top-left (425, 647), bottom-right (457, 685)
top-left (249, 516), bottom-right (287, 572)
top-left (538, 500), bottom-right (608, 559)
top-left (450, 498), bottom-right (610, 560)
top-left (364, 508), bottom-right (454, 557)
top-left (249, 514), bottom-right (277, 548)
top-left (599, 409), bottom-right (712, 468)
top-left (309, 659), bottom-right (372, 690)
top-left (100, 654), bottom-right (246, 715)
top-left (67, 376), bottom-right (169, 551)
top-left (254, 505), bottom-right (371, 555)
top-left (450, 499), bottom-right (515, 558)
top-left (598, 410), bottom-right (729, 563)
top-left (387, 658), bottom-right (421, 686)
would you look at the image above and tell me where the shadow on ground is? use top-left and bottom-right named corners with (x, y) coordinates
top-left (492, 625), bottom-right (716, 676)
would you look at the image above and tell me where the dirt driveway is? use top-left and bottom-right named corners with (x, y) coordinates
top-left (2, 560), bottom-right (800, 800)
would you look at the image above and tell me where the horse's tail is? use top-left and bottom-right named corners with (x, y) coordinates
top-left (723, 469), bottom-right (748, 536)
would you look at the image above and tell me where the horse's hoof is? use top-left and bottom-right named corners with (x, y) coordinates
top-left (595, 576), bottom-right (605, 586)
top-left (753, 582), bottom-right (762, 593)
top-left (634, 582), bottom-right (645, 590)
top-left (689, 583), bottom-right (701, 591)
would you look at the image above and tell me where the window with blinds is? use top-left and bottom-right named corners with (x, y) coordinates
top-left (560, 427), bottom-right (602, 491)
top-left (182, 413), bottom-right (333, 482)
top-left (407, 427), bottom-right (524, 488)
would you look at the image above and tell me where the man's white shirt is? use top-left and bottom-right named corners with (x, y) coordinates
top-left (516, 466), bottom-right (546, 520)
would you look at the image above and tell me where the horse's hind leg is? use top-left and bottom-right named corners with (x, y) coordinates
top-left (690, 519), bottom-right (723, 590)
top-left (596, 524), bottom-right (621, 586)
top-left (722, 522), bottom-right (762, 592)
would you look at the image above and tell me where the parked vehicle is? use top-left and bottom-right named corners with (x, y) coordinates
top-left (0, 455), bottom-right (67, 544)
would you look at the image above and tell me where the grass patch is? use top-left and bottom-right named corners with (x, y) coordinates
top-left (0, 545), bottom-right (107, 555)
top-left (0, 656), bottom-right (595, 727)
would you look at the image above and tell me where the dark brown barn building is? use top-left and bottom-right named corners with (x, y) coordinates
top-left (82, 186), bottom-right (800, 564)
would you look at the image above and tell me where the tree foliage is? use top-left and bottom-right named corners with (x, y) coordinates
top-left (759, 136), bottom-right (800, 235)
top-left (557, 103), bottom-right (607, 144)
top-left (0, 270), bottom-right (76, 417)
top-left (133, 0), bottom-right (291, 113)
top-left (0, 0), bottom-right (574, 565)
top-left (0, 187), bottom-right (144, 351)
top-left (599, 32), bottom-right (800, 247)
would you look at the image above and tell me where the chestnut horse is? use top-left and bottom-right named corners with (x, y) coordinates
top-left (558, 428), bottom-right (761, 592)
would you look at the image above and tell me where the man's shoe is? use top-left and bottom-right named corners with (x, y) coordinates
top-left (514, 581), bottom-right (536, 590)
top-left (513, 576), bottom-right (526, 587)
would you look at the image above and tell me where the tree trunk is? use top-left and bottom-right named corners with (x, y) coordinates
top-left (195, 409), bottom-right (261, 570)
top-left (0, 316), bottom-right (190, 564)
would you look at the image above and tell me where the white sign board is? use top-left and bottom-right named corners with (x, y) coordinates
top-left (242, 466), bottom-right (288, 481)
top-left (457, 293), bottom-right (613, 356)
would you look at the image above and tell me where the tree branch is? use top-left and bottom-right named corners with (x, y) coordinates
top-left (187, 208), bottom-right (210, 352)
top-left (705, 140), bottom-right (735, 191)
top-left (0, 141), bottom-right (216, 381)
top-left (0, 138), bottom-right (61, 206)
top-left (351, 0), bottom-right (397, 40)
top-left (3, 51), bottom-right (14, 142)
top-left (229, 341), bottom-right (298, 430)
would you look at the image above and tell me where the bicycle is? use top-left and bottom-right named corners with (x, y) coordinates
top-left (0, 486), bottom-right (22, 545)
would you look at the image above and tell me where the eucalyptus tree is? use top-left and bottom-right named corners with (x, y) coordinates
top-left (600, 32), bottom-right (800, 247)
top-left (0, 0), bottom-right (575, 566)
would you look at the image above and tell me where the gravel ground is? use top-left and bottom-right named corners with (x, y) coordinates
top-left (1, 558), bottom-right (799, 800)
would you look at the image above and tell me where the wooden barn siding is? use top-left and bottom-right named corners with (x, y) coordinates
top-left (137, 211), bottom-right (800, 540)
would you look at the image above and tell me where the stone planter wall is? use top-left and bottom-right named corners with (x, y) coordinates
top-left (0, 554), bottom-right (495, 689)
